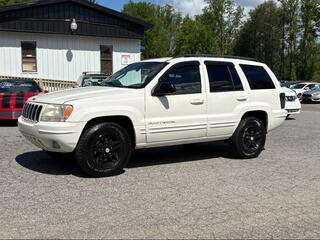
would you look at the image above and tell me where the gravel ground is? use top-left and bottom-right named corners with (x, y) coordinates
top-left (0, 104), bottom-right (320, 239)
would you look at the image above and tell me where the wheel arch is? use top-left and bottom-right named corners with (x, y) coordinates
top-left (241, 110), bottom-right (268, 131)
top-left (81, 115), bottom-right (136, 147)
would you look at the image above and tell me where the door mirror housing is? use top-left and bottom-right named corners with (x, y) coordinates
top-left (152, 82), bottom-right (176, 97)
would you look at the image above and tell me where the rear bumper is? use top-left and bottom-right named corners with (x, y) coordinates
top-left (269, 109), bottom-right (287, 131)
top-left (0, 110), bottom-right (22, 120)
top-left (18, 117), bottom-right (86, 153)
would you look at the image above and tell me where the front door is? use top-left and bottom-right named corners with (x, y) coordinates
top-left (146, 61), bottom-right (207, 143)
top-left (100, 45), bottom-right (113, 75)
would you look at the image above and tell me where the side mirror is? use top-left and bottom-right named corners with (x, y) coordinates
top-left (152, 82), bottom-right (176, 97)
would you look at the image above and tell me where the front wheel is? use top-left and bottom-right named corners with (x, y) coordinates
top-left (75, 122), bottom-right (132, 177)
top-left (231, 117), bottom-right (266, 159)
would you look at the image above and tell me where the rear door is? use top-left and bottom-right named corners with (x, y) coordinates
top-left (205, 61), bottom-right (248, 137)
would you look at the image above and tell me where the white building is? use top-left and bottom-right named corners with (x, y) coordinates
top-left (0, 0), bottom-right (150, 82)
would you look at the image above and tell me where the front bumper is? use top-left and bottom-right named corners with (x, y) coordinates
top-left (18, 117), bottom-right (86, 153)
top-left (285, 99), bottom-right (301, 115)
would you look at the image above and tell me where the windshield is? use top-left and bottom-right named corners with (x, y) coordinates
top-left (101, 62), bottom-right (168, 89)
top-left (0, 81), bottom-right (41, 93)
top-left (82, 75), bottom-right (109, 87)
top-left (293, 83), bottom-right (307, 89)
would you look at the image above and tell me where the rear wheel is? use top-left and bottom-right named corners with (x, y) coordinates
top-left (75, 122), bottom-right (132, 177)
top-left (231, 117), bottom-right (266, 159)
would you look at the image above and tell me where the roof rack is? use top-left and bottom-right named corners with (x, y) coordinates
top-left (177, 54), bottom-right (258, 62)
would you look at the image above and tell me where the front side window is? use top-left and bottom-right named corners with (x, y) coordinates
top-left (21, 42), bottom-right (37, 72)
top-left (160, 62), bottom-right (201, 95)
top-left (206, 63), bottom-right (243, 92)
top-left (240, 64), bottom-right (275, 90)
top-left (101, 62), bottom-right (168, 89)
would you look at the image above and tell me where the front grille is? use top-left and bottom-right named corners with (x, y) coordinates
top-left (22, 103), bottom-right (43, 122)
top-left (303, 94), bottom-right (312, 97)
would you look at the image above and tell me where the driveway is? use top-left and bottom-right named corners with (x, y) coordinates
top-left (1, 105), bottom-right (320, 239)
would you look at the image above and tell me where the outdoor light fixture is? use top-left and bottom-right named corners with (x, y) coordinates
top-left (70, 18), bottom-right (78, 31)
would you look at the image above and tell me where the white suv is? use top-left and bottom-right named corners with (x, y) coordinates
top-left (18, 56), bottom-right (287, 177)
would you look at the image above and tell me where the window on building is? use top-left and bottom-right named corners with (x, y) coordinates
top-left (240, 64), bottom-right (275, 90)
top-left (206, 63), bottom-right (243, 92)
top-left (21, 42), bottom-right (37, 72)
top-left (160, 62), bottom-right (201, 95)
top-left (100, 45), bottom-right (113, 74)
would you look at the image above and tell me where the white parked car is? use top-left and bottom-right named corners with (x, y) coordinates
top-left (18, 56), bottom-right (287, 177)
top-left (291, 82), bottom-right (318, 100)
top-left (282, 87), bottom-right (301, 117)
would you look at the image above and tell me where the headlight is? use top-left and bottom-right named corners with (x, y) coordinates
top-left (314, 92), bottom-right (320, 96)
top-left (40, 104), bottom-right (73, 122)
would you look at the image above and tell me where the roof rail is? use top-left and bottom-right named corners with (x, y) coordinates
top-left (177, 54), bottom-right (258, 62)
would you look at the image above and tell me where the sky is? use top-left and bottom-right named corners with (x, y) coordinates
top-left (97, 0), bottom-right (265, 16)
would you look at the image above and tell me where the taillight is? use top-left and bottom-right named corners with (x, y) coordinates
top-left (280, 92), bottom-right (286, 109)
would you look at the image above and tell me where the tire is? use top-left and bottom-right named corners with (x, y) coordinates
top-left (75, 122), bottom-right (132, 177)
top-left (231, 117), bottom-right (266, 159)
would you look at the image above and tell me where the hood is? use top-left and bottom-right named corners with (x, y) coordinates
top-left (29, 86), bottom-right (137, 104)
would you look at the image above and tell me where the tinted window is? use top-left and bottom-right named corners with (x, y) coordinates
top-left (293, 83), bottom-right (306, 89)
top-left (307, 84), bottom-right (317, 90)
top-left (206, 64), bottom-right (243, 92)
top-left (0, 81), bottom-right (41, 93)
top-left (229, 66), bottom-right (243, 90)
top-left (240, 65), bottom-right (275, 90)
top-left (160, 63), bottom-right (201, 94)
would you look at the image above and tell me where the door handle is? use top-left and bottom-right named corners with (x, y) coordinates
top-left (236, 96), bottom-right (248, 102)
top-left (190, 99), bottom-right (204, 105)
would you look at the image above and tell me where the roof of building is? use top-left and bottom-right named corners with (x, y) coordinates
top-left (0, 0), bottom-right (151, 28)
top-left (0, 0), bottom-right (151, 39)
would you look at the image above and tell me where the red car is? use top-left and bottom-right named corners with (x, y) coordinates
top-left (0, 79), bottom-right (46, 120)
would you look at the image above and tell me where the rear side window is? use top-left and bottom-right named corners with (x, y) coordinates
top-left (240, 64), bottom-right (275, 90)
top-left (205, 62), bottom-right (243, 92)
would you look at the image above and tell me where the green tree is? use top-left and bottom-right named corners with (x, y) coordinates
top-left (298, 0), bottom-right (320, 80)
top-left (202, 0), bottom-right (243, 55)
top-left (174, 16), bottom-right (217, 55)
top-left (0, 0), bottom-right (27, 4)
top-left (279, 0), bottom-right (299, 80)
top-left (234, 1), bottom-right (283, 77)
top-left (123, 2), bottom-right (181, 58)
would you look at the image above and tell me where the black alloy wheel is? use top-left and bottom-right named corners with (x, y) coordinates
top-left (231, 117), bottom-right (266, 159)
top-left (75, 122), bottom-right (132, 177)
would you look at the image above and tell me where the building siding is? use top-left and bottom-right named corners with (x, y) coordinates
top-left (0, 31), bottom-right (141, 81)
